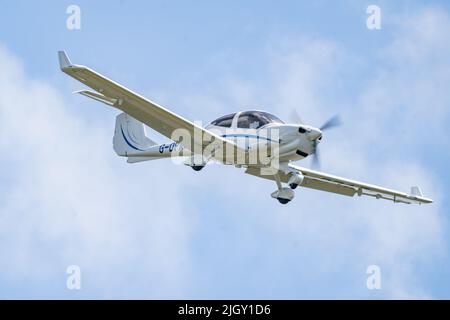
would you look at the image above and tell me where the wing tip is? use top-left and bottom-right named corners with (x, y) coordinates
top-left (410, 186), bottom-right (433, 204)
top-left (58, 50), bottom-right (73, 70)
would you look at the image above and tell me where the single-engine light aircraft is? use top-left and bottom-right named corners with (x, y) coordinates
top-left (59, 51), bottom-right (432, 205)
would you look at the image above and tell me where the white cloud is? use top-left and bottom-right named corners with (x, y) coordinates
top-left (0, 45), bottom-right (195, 298)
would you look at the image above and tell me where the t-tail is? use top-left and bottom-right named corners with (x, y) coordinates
top-left (113, 112), bottom-right (181, 163)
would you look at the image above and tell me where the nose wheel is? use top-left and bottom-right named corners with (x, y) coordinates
top-left (271, 173), bottom-right (295, 204)
top-left (271, 187), bottom-right (295, 204)
top-left (276, 194), bottom-right (293, 204)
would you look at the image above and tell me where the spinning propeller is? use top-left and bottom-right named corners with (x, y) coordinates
top-left (290, 111), bottom-right (342, 169)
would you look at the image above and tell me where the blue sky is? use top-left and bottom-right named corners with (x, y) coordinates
top-left (1, 0), bottom-right (450, 299)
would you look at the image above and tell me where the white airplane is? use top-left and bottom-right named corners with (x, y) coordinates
top-left (58, 51), bottom-right (432, 205)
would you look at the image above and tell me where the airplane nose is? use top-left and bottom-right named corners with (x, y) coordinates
top-left (307, 128), bottom-right (322, 141)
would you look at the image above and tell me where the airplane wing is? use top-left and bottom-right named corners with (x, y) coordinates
top-left (58, 51), bottom-right (242, 160)
top-left (245, 164), bottom-right (433, 204)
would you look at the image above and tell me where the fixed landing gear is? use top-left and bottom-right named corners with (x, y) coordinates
top-left (289, 183), bottom-right (298, 190)
top-left (271, 173), bottom-right (295, 204)
top-left (184, 156), bottom-right (207, 172)
top-left (271, 187), bottom-right (295, 204)
top-left (288, 172), bottom-right (304, 190)
top-left (271, 172), bottom-right (304, 204)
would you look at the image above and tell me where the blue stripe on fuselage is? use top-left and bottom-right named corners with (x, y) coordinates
top-left (221, 134), bottom-right (277, 142)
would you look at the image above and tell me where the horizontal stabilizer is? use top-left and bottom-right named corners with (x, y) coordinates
top-left (127, 157), bottom-right (160, 163)
top-left (75, 90), bottom-right (118, 106)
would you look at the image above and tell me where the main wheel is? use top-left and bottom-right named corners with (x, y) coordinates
top-left (191, 165), bottom-right (204, 171)
top-left (289, 183), bottom-right (298, 190)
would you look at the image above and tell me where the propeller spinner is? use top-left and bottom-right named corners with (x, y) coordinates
top-left (291, 111), bottom-right (341, 169)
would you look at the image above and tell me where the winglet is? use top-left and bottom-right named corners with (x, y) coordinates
top-left (410, 186), bottom-right (424, 197)
top-left (58, 51), bottom-right (73, 70)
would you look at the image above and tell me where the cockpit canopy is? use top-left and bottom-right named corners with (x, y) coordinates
top-left (237, 111), bottom-right (284, 129)
top-left (210, 111), bottom-right (284, 129)
top-left (210, 113), bottom-right (236, 128)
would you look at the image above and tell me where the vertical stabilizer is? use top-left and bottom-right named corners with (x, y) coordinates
top-left (113, 113), bottom-right (156, 156)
